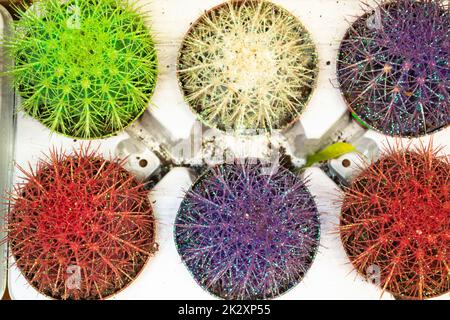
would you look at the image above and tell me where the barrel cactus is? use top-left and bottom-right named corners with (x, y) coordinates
top-left (175, 161), bottom-right (320, 299)
top-left (337, 0), bottom-right (449, 137)
top-left (178, 0), bottom-right (318, 133)
top-left (7, 146), bottom-right (157, 299)
top-left (5, 0), bottom-right (158, 139)
top-left (340, 143), bottom-right (449, 299)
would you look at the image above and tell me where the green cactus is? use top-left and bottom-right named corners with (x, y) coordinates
top-left (5, 0), bottom-right (158, 139)
top-left (177, 0), bottom-right (318, 133)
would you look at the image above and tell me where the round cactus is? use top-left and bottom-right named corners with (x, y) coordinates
top-left (177, 0), bottom-right (318, 133)
top-left (337, 0), bottom-right (449, 137)
top-left (340, 143), bottom-right (449, 299)
top-left (7, 146), bottom-right (157, 300)
top-left (6, 0), bottom-right (158, 139)
top-left (175, 161), bottom-right (320, 300)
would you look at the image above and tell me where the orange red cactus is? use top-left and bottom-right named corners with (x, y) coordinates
top-left (340, 143), bottom-right (449, 299)
top-left (6, 146), bottom-right (157, 299)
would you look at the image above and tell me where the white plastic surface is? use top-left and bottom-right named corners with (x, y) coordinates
top-left (0, 4), bottom-right (14, 299)
top-left (8, 0), bottom-right (449, 300)
top-left (0, 7), bottom-right (5, 300)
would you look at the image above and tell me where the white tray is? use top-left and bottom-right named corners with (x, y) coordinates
top-left (0, 4), bottom-right (14, 299)
top-left (6, 0), bottom-right (449, 300)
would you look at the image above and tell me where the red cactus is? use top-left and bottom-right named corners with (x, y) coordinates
top-left (340, 143), bottom-right (449, 299)
top-left (6, 146), bottom-right (157, 300)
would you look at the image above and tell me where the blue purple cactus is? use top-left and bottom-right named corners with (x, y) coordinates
top-left (175, 161), bottom-right (320, 300)
top-left (338, 0), bottom-right (449, 137)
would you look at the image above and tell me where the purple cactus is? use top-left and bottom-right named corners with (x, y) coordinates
top-left (337, 0), bottom-right (449, 137)
top-left (175, 161), bottom-right (320, 300)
